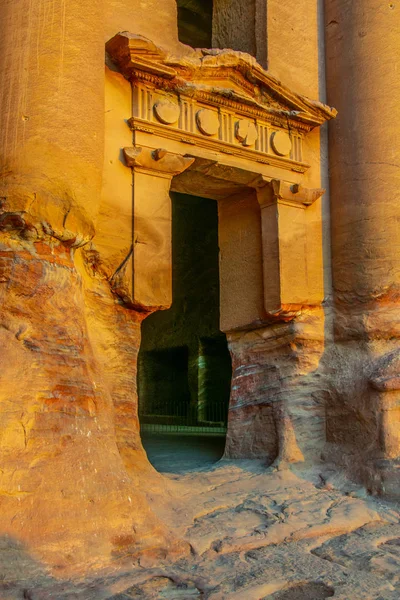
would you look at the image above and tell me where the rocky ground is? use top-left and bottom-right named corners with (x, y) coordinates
top-left (2, 454), bottom-right (400, 600)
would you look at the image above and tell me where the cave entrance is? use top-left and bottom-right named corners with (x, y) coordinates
top-left (138, 192), bottom-right (232, 472)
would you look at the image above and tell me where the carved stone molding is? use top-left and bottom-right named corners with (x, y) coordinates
top-left (196, 109), bottom-right (220, 136)
top-left (106, 32), bottom-right (337, 175)
top-left (106, 33), bottom-right (336, 126)
top-left (106, 32), bottom-right (336, 325)
top-left (123, 146), bottom-right (195, 177)
top-left (235, 120), bottom-right (258, 147)
top-left (271, 131), bottom-right (292, 156)
top-left (154, 99), bottom-right (180, 124)
top-left (106, 33), bottom-right (177, 79)
top-left (256, 178), bottom-right (325, 209)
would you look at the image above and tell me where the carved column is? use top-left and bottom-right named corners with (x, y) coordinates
top-left (0, 0), bottom-right (104, 228)
top-left (0, 0), bottom-right (179, 570)
top-left (325, 0), bottom-right (400, 494)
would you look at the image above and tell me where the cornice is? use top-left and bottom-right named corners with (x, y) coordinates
top-left (106, 32), bottom-right (337, 131)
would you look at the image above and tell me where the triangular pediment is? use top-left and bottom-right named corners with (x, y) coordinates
top-left (106, 32), bottom-right (337, 130)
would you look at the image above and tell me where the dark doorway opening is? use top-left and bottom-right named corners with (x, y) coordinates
top-left (138, 193), bottom-right (232, 472)
top-left (176, 0), bottom-right (213, 48)
top-left (139, 346), bottom-right (191, 423)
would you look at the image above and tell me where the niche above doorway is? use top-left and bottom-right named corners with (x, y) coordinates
top-left (176, 0), bottom-right (213, 48)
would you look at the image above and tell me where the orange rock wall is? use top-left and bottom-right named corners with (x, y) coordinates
top-left (1, 0), bottom-right (400, 576)
top-left (0, 0), bottom-right (184, 571)
top-left (225, 310), bottom-right (326, 465)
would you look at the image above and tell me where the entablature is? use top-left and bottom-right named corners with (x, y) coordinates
top-left (106, 33), bottom-right (337, 178)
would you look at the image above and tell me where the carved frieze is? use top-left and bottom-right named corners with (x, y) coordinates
top-left (126, 85), bottom-right (306, 170)
top-left (106, 33), bottom-right (337, 176)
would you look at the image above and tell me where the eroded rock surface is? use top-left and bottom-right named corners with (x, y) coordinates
top-left (2, 462), bottom-right (399, 599)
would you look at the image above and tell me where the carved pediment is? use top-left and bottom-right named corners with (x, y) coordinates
top-left (107, 32), bottom-right (337, 176)
top-left (106, 32), bottom-right (337, 131)
top-left (106, 33), bottom-right (178, 79)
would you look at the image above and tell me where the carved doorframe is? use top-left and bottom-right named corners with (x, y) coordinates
top-left (106, 32), bottom-right (336, 463)
top-left (106, 32), bottom-right (335, 328)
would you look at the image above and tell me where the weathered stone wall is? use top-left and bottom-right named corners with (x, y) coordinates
top-left (3, 0), bottom-right (399, 578)
top-left (213, 0), bottom-right (257, 57)
top-left (105, 0), bottom-right (183, 52)
top-left (0, 0), bottom-right (186, 571)
top-left (225, 310), bottom-right (326, 465)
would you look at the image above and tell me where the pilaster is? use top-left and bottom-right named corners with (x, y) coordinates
top-left (122, 146), bottom-right (194, 311)
top-left (255, 178), bottom-right (325, 318)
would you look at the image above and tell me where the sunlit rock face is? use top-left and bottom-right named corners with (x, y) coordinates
top-left (0, 234), bottom-right (185, 570)
top-left (0, 0), bottom-right (187, 573)
top-left (1, 0), bottom-right (400, 587)
top-left (225, 308), bottom-right (327, 467)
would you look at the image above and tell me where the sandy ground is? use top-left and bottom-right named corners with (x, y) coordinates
top-left (2, 437), bottom-right (400, 599)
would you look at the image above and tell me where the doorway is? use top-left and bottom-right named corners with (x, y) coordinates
top-left (138, 192), bottom-right (232, 472)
